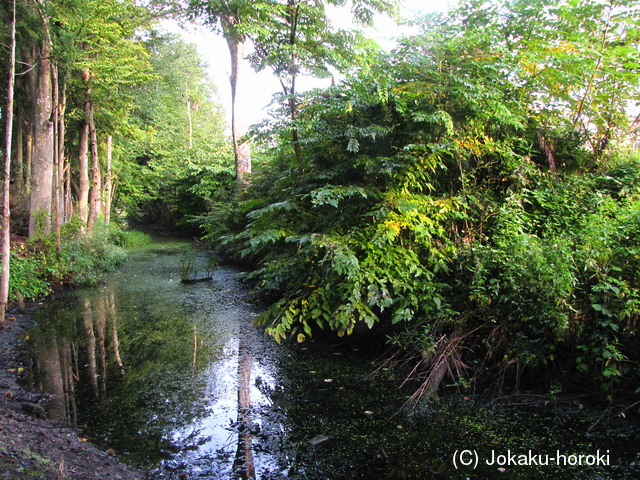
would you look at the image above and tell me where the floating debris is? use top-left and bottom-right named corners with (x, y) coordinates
top-left (308, 435), bottom-right (330, 446)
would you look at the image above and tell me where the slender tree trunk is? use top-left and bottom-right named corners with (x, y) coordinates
top-left (58, 78), bottom-right (67, 223)
top-left (287, 2), bottom-right (302, 166)
top-left (52, 64), bottom-right (61, 248)
top-left (225, 31), bottom-right (251, 185)
top-left (77, 117), bottom-right (89, 230)
top-left (87, 100), bottom-right (101, 235)
top-left (538, 132), bottom-right (558, 177)
top-left (64, 161), bottom-right (71, 223)
top-left (102, 135), bottom-right (112, 225)
top-left (186, 77), bottom-right (193, 149)
top-left (29, 32), bottom-right (54, 238)
top-left (13, 112), bottom-right (23, 195)
top-left (24, 45), bottom-right (36, 198)
top-left (0, 0), bottom-right (17, 323)
top-left (25, 127), bottom-right (33, 196)
top-left (77, 69), bottom-right (92, 231)
top-left (288, 79), bottom-right (302, 166)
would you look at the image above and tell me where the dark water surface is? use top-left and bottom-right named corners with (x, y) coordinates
top-left (19, 242), bottom-right (640, 479)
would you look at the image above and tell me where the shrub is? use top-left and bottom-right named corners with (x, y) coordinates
top-left (8, 248), bottom-right (50, 300)
top-left (2, 222), bottom-right (141, 301)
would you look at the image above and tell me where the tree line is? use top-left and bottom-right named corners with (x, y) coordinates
top-left (0, 0), bottom-right (234, 318)
top-left (0, 0), bottom-right (399, 319)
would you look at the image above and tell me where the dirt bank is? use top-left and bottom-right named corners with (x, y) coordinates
top-left (0, 302), bottom-right (150, 480)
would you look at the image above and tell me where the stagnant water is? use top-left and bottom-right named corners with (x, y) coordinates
top-left (19, 241), bottom-right (640, 480)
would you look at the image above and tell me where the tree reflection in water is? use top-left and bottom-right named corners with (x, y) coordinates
top-left (233, 328), bottom-right (255, 479)
top-left (25, 290), bottom-right (127, 426)
top-left (20, 248), bottom-right (281, 477)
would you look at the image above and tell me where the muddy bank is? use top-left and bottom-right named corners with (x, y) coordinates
top-left (0, 302), bottom-right (150, 480)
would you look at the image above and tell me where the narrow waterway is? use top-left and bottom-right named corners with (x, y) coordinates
top-left (19, 242), bottom-right (640, 480)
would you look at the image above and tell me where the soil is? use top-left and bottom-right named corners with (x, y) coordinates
top-left (0, 302), bottom-right (151, 480)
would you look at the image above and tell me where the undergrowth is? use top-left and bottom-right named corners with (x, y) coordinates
top-left (6, 222), bottom-right (151, 302)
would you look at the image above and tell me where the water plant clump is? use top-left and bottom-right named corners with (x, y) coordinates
top-left (178, 250), bottom-right (217, 282)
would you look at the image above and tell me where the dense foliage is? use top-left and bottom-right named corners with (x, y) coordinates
top-left (213, 0), bottom-right (640, 398)
top-left (119, 33), bottom-right (235, 231)
top-left (7, 223), bottom-right (152, 302)
top-left (0, 0), bottom-right (232, 307)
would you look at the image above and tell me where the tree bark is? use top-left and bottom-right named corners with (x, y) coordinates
top-left (102, 135), bottom-right (113, 225)
top-left (13, 111), bottom-right (23, 195)
top-left (286, 2), bottom-right (302, 166)
top-left (77, 121), bottom-right (90, 229)
top-left (64, 161), bottom-right (72, 224)
top-left (52, 64), bottom-right (61, 248)
top-left (77, 71), bottom-right (91, 231)
top-left (538, 132), bottom-right (558, 177)
top-left (29, 21), bottom-right (54, 238)
top-left (225, 31), bottom-right (251, 185)
top-left (24, 45), bottom-right (36, 198)
top-left (25, 127), bottom-right (33, 196)
top-left (0, 0), bottom-right (17, 322)
top-left (87, 99), bottom-right (101, 235)
top-left (57, 77), bottom-right (67, 224)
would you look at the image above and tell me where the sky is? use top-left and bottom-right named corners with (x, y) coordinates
top-left (164, 0), bottom-right (457, 127)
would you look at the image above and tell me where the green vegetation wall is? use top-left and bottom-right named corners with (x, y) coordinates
top-left (117, 33), bottom-right (234, 233)
top-left (214, 0), bottom-right (640, 398)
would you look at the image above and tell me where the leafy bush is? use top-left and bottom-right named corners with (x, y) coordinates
top-left (212, 0), bottom-right (640, 399)
top-left (8, 248), bottom-right (50, 300)
top-left (3, 222), bottom-right (135, 301)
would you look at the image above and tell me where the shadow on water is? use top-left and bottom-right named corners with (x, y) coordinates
top-left (18, 242), bottom-right (640, 480)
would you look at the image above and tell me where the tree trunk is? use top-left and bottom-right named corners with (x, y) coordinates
top-left (102, 135), bottom-right (112, 225)
top-left (64, 161), bottom-right (72, 224)
top-left (52, 64), bottom-right (61, 248)
top-left (538, 132), bottom-right (558, 177)
top-left (77, 68), bottom-right (92, 231)
top-left (287, 3), bottom-right (302, 166)
top-left (58, 77), bottom-right (67, 223)
top-left (25, 127), bottom-right (33, 196)
top-left (24, 45), bottom-right (36, 198)
top-left (288, 80), bottom-right (302, 166)
top-left (12, 111), bottom-right (23, 195)
top-left (29, 30), bottom-right (54, 238)
top-left (77, 117), bottom-right (90, 230)
top-left (0, 0), bottom-right (17, 322)
top-left (87, 100), bottom-right (101, 235)
top-left (225, 32), bottom-right (251, 185)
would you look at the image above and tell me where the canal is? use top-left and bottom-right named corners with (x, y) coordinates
top-left (19, 242), bottom-right (640, 479)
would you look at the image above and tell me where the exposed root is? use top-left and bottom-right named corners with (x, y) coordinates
top-left (380, 325), bottom-right (476, 409)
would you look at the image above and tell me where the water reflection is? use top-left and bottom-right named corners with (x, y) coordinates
top-left (19, 243), bottom-right (640, 480)
top-left (234, 328), bottom-right (256, 479)
top-left (21, 244), bottom-right (281, 477)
